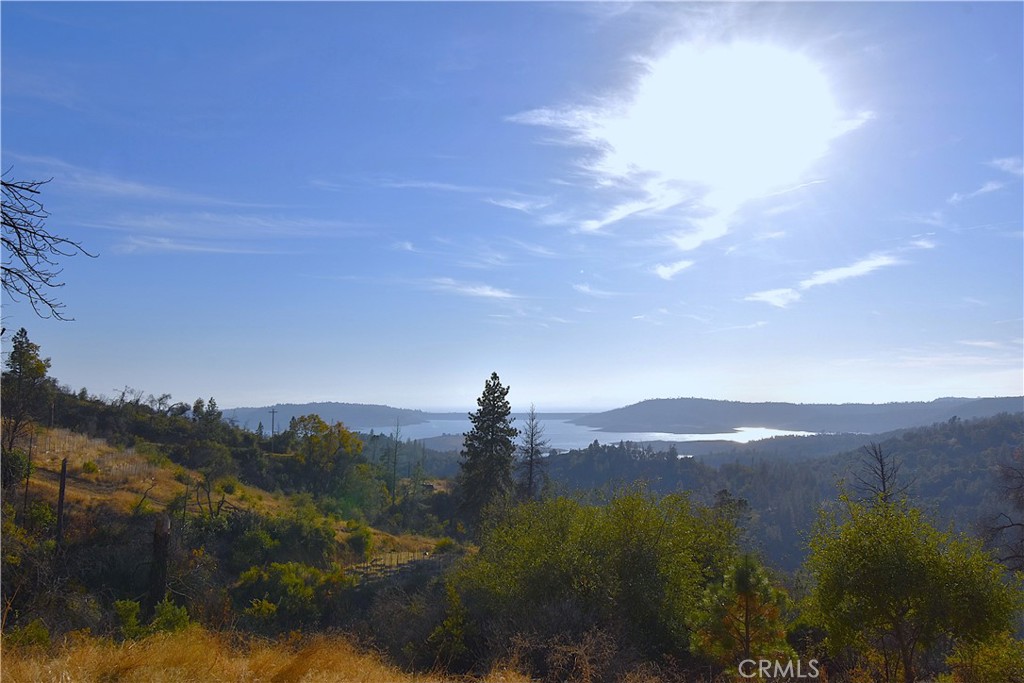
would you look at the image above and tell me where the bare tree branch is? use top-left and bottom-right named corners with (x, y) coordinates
top-left (854, 442), bottom-right (913, 503)
top-left (983, 448), bottom-right (1024, 571)
top-left (2, 172), bottom-right (96, 322)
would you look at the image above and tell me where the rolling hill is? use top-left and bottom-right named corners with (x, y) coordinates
top-left (569, 396), bottom-right (1024, 434)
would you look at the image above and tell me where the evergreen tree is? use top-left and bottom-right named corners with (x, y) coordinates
top-left (1, 328), bottom-right (52, 451)
top-left (458, 372), bottom-right (517, 532)
top-left (693, 553), bottom-right (792, 665)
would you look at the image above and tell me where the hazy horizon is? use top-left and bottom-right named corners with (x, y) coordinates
top-left (220, 393), bottom-right (1023, 418)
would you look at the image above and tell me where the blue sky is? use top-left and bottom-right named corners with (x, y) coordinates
top-left (2, 2), bottom-right (1021, 412)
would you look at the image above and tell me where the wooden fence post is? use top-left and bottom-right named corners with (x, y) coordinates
top-left (54, 457), bottom-right (67, 553)
top-left (144, 514), bottom-right (171, 620)
top-left (22, 432), bottom-right (34, 520)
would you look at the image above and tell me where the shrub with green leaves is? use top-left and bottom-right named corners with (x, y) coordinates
top-left (345, 522), bottom-right (373, 560)
top-left (1, 448), bottom-right (30, 490)
top-left (941, 631), bottom-right (1024, 683)
top-left (443, 490), bottom-right (740, 675)
top-left (234, 561), bottom-right (355, 631)
top-left (806, 495), bottom-right (1023, 682)
top-left (3, 618), bottom-right (51, 648)
top-left (114, 598), bottom-right (189, 640)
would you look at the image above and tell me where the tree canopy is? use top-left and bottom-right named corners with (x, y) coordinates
top-left (457, 372), bottom-right (517, 532)
top-left (806, 495), bottom-right (1022, 683)
top-left (1, 327), bottom-right (52, 452)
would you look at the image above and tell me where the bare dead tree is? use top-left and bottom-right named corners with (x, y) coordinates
top-left (2, 173), bottom-right (96, 322)
top-left (854, 442), bottom-right (912, 504)
top-left (982, 449), bottom-right (1024, 571)
top-left (517, 404), bottom-right (549, 501)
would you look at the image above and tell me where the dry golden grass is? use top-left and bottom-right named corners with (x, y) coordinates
top-left (16, 428), bottom-right (306, 523)
top-left (1, 627), bottom-right (534, 683)
top-left (16, 428), bottom-right (187, 516)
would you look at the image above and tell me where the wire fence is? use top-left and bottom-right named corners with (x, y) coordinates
top-left (346, 550), bottom-right (458, 585)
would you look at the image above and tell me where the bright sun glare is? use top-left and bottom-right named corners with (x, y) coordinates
top-left (595, 41), bottom-right (856, 212)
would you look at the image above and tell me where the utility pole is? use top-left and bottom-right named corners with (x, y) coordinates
top-left (269, 407), bottom-right (278, 451)
top-left (389, 419), bottom-right (401, 507)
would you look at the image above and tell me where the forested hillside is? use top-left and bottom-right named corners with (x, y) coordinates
top-left (572, 396), bottom-right (1024, 434)
top-left (545, 413), bottom-right (1023, 569)
top-left (2, 330), bottom-right (1022, 683)
top-left (223, 402), bottom-right (440, 432)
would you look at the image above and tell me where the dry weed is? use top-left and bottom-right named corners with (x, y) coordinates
top-left (0, 628), bottom-right (534, 683)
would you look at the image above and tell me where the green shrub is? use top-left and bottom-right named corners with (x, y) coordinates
top-left (134, 440), bottom-right (171, 467)
top-left (229, 525), bottom-right (280, 571)
top-left (115, 598), bottom-right (190, 639)
top-left (1, 448), bottom-right (30, 490)
top-left (234, 561), bottom-right (355, 631)
top-left (433, 537), bottom-right (457, 554)
top-left (445, 490), bottom-right (740, 676)
top-left (26, 500), bottom-right (56, 532)
top-left (150, 598), bottom-right (190, 633)
top-left (942, 631), bottom-right (1024, 683)
top-left (114, 599), bottom-right (145, 639)
top-left (346, 523), bottom-right (374, 560)
top-left (81, 460), bottom-right (99, 474)
top-left (428, 582), bottom-right (470, 670)
top-left (4, 618), bottom-right (51, 648)
top-left (244, 597), bottom-right (278, 620)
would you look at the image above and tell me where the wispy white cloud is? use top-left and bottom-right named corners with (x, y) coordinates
top-left (484, 196), bottom-right (553, 213)
top-left (888, 349), bottom-right (1017, 370)
top-left (113, 236), bottom-right (282, 255)
top-left (507, 238), bottom-right (557, 258)
top-left (631, 313), bottom-right (664, 325)
top-left (745, 288), bottom-right (801, 308)
top-left (573, 283), bottom-right (620, 298)
top-left (392, 240), bottom-right (416, 252)
top-left (652, 259), bottom-right (694, 281)
top-left (84, 212), bottom-right (358, 240)
top-left (578, 190), bottom-right (688, 233)
top-left (989, 156), bottom-right (1024, 176)
top-left (900, 210), bottom-right (946, 228)
top-left (458, 245), bottom-right (510, 269)
top-left (746, 248), bottom-right (917, 308)
top-left (667, 213), bottom-right (731, 252)
top-left (763, 179), bottom-right (828, 197)
top-left (798, 253), bottom-right (901, 288)
top-left (379, 178), bottom-right (488, 193)
top-left (430, 277), bottom-right (518, 299)
top-left (8, 154), bottom-right (272, 207)
top-left (957, 339), bottom-right (1005, 350)
top-left (711, 320), bottom-right (769, 333)
top-left (947, 180), bottom-right (1006, 205)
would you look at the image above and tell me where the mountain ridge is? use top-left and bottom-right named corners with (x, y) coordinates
top-left (222, 396), bottom-right (1023, 437)
top-left (570, 395), bottom-right (1024, 434)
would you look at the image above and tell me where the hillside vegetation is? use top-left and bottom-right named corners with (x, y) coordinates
top-left (2, 329), bottom-right (1022, 683)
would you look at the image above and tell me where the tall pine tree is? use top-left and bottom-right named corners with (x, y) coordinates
top-left (458, 372), bottom-right (518, 532)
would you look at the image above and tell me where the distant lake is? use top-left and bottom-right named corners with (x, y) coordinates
top-left (365, 417), bottom-right (815, 451)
